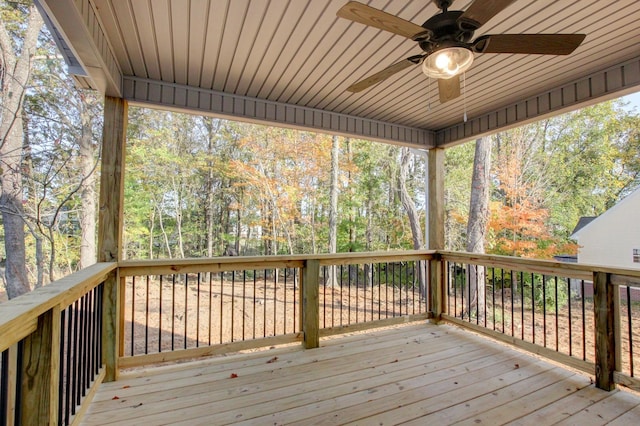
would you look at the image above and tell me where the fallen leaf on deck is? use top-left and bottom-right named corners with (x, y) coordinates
top-left (514, 364), bottom-right (520, 369)
top-left (267, 356), bottom-right (279, 364)
top-left (112, 396), bottom-right (120, 400)
top-left (122, 385), bottom-right (131, 389)
top-left (230, 373), bottom-right (238, 378)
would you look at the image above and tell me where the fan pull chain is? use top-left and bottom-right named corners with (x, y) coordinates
top-left (462, 71), bottom-right (468, 122)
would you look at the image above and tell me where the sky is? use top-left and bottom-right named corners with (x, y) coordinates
top-left (622, 92), bottom-right (640, 113)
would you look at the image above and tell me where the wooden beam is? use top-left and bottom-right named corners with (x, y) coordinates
top-left (436, 56), bottom-right (640, 147)
top-left (122, 77), bottom-right (435, 149)
top-left (98, 96), bottom-right (127, 263)
top-left (98, 96), bottom-right (127, 382)
top-left (302, 259), bottom-right (320, 349)
top-left (428, 149), bottom-right (445, 322)
top-left (593, 271), bottom-right (616, 391)
top-left (428, 148), bottom-right (445, 250)
top-left (36, 0), bottom-right (122, 96)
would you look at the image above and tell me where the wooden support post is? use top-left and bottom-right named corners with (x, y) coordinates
top-left (594, 271), bottom-right (616, 391)
top-left (429, 254), bottom-right (444, 322)
top-left (302, 259), bottom-right (320, 349)
top-left (19, 306), bottom-right (61, 425)
top-left (98, 96), bottom-right (128, 382)
top-left (428, 148), bottom-right (445, 322)
top-left (6, 344), bottom-right (19, 425)
top-left (428, 148), bottom-right (445, 251)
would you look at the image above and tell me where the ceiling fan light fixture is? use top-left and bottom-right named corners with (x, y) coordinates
top-left (422, 47), bottom-right (474, 79)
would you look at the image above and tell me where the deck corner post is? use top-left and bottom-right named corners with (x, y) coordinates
top-left (19, 305), bottom-right (61, 425)
top-left (302, 259), bottom-right (320, 349)
top-left (98, 96), bottom-right (128, 381)
top-left (428, 148), bottom-right (445, 323)
top-left (594, 271), bottom-right (616, 391)
top-left (429, 253), bottom-right (444, 323)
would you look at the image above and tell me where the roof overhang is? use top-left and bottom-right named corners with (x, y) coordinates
top-left (35, 0), bottom-right (640, 148)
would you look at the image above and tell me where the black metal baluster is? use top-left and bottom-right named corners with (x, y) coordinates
top-left (492, 268), bottom-right (496, 330)
top-left (501, 269), bottom-right (505, 332)
top-left (511, 270), bottom-right (515, 337)
top-left (171, 274), bottom-right (176, 351)
top-left (208, 273), bottom-right (213, 345)
top-left (197, 272), bottom-right (201, 347)
top-left (273, 270), bottom-right (277, 336)
top-left (221, 271), bottom-right (226, 342)
top-left (581, 280), bottom-right (586, 360)
top-left (520, 272), bottom-right (524, 341)
top-left (392, 263), bottom-right (396, 318)
top-left (355, 264), bottom-right (359, 323)
top-left (97, 283), bottom-right (104, 371)
top-left (184, 273), bottom-right (188, 349)
top-left (348, 264), bottom-right (352, 324)
top-left (340, 265), bottom-right (344, 326)
top-left (484, 267), bottom-right (488, 328)
top-left (627, 286), bottom-right (634, 376)
top-left (543, 275), bottom-right (547, 348)
top-left (385, 263), bottom-right (389, 319)
top-left (467, 264), bottom-right (472, 322)
top-left (231, 271), bottom-right (235, 342)
top-left (252, 271), bottom-right (257, 339)
top-left (475, 266), bottom-right (479, 325)
top-left (323, 266), bottom-right (327, 329)
top-left (159, 275), bottom-right (164, 352)
top-left (567, 277), bottom-right (572, 357)
top-left (555, 276), bottom-right (559, 351)
top-left (412, 262), bottom-right (416, 316)
top-left (242, 270), bottom-right (248, 339)
top-left (263, 270), bottom-right (267, 338)
top-left (145, 276), bottom-right (149, 354)
top-left (531, 273), bottom-right (536, 344)
top-left (378, 263), bottom-right (382, 320)
top-left (131, 277), bottom-right (135, 356)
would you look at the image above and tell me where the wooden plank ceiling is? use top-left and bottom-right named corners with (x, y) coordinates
top-left (37, 0), bottom-right (640, 147)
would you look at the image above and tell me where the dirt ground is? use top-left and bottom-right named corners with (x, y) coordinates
top-left (447, 292), bottom-right (640, 376)
top-left (122, 274), bottom-right (640, 379)
top-left (122, 274), bottom-right (427, 357)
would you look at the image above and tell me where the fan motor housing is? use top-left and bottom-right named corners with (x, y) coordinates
top-left (419, 10), bottom-right (475, 52)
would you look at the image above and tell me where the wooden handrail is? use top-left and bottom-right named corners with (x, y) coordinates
top-left (0, 262), bottom-right (116, 353)
top-left (439, 251), bottom-right (640, 281)
top-left (117, 250), bottom-right (436, 276)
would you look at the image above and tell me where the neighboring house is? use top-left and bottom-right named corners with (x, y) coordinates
top-left (571, 188), bottom-right (640, 270)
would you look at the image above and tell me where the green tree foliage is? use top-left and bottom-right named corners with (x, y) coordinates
top-left (122, 109), bottom-right (426, 259)
top-left (445, 100), bottom-right (640, 258)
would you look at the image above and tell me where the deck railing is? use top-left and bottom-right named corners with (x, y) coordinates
top-left (1, 251), bottom-right (639, 425)
top-left (438, 252), bottom-right (640, 391)
top-left (116, 251), bottom-right (432, 367)
top-left (0, 263), bottom-right (116, 425)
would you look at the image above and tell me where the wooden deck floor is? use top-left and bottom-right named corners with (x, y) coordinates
top-left (82, 323), bottom-right (640, 425)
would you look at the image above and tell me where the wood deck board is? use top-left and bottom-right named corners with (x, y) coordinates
top-left (81, 323), bottom-right (640, 426)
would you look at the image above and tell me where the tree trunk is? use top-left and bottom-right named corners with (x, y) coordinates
top-left (78, 99), bottom-right (97, 268)
top-left (0, 7), bottom-right (43, 298)
top-left (327, 135), bottom-right (339, 287)
top-left (466, 137), bottom-right (492, 318)
top-left (399, 148), bottom-right (424, 250)
top-left (399, 148), bottom-right (426, 299)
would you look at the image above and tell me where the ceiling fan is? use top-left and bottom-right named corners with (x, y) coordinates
top-left (337, 0), bottom-right (586, 103)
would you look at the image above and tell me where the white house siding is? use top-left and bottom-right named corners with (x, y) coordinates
top-left (572, 188), bottom-right (640, 270)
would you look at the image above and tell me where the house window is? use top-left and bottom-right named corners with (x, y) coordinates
top-left (634, 249), bottom-right (640, 263)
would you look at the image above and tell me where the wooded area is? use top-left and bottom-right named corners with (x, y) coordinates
top-left (0, 1), bottom-right (639, 301)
